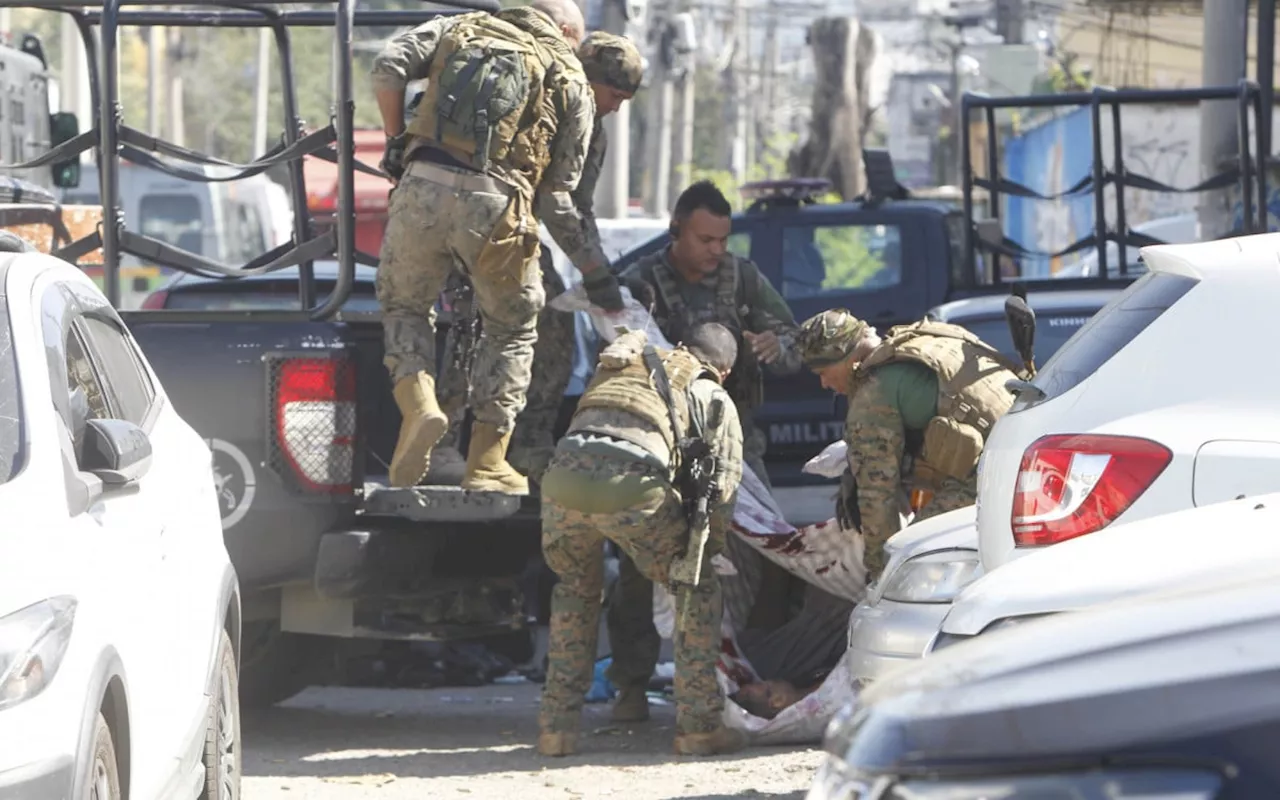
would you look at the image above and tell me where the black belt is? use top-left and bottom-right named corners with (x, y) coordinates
top-left (409, 146), bottom-right (480, 174)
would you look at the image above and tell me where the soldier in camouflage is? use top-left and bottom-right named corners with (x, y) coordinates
top-left (370, 0), bottom-right (625, 497)
top-left (429, 31), bottom-right (645, 486)
top-left (619, 180), bottom-right (802, 485)
top-left (537, 323), bottom-right (748, 758)
top-left (607, 180), bottom-right (802, 722)
top-left (796, 309), bottom-right (1020, 582)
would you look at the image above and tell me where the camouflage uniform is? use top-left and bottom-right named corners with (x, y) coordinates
top-left (538, 330), bottom-right (743, 749)
top-left (610, 247), bottom-right (801, 696)
top-left (619, 248), bottom-right (801, 485)
top-left (797, 309), bottom-right (1020, 581)
top-left (432, 32), bottom-right (644, 485)
top-left (370, 7), bottom-right (595, 491)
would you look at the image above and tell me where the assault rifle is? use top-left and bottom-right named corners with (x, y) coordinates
top-left (641, 344), bottom-right (727, 629)
top-left (443, 274), bottom-right (481, 408)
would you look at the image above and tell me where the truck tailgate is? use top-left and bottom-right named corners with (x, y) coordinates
top-left (121, 311), bottom-right (535, 592)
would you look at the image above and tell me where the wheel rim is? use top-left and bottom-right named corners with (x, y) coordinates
top-left (217, 660), bottom-right (238, 799)
top-left (91, 753), bottom-right (112, 800)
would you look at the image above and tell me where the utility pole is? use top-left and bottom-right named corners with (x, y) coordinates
top-left (942, 12), bottom-right (982, 187)
top-left (643, 5), bottom-right (674, 216)
top-left (594, 0), bottom-right (631, 219)
top-left (759, 0), bottom-right (779, 173)
top-left (1198, 0), bottom-right (1248, 240)
top-left (147, 26), bottom-right (164, 136)
top-left (252, 28), bottom-right (271, 158)
top-left (718, 0), bottom-right (746, 177)
top-left (1259, 0), bottom-right (1276, 232)
top-left (994, 0), bottom-right (1023, 44)
top-left (668, 9), bottom-right (695, 210)
top-left (167, 28), bottom-right (185, 146)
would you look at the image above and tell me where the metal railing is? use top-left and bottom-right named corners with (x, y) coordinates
top-left (0, 0), bottom-right (499, 318)
top-left (960, 81), bottom-right (1265, 284)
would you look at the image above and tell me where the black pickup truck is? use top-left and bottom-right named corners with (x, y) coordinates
top-left (114, 177), bottom-right (1137, 705)
top-left (28, 0), bottom-right (1268, 707)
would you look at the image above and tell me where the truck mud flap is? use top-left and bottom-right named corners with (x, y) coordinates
top-left (360, 482), bottom-right (531, 523)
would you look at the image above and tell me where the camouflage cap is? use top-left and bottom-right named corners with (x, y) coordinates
top-left (796, 309), bottom-right (869, 368)
top-left (578, 31), bottom-right (644, 94)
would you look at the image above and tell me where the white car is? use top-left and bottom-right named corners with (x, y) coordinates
top-left (977, 231), bottom-right (1280, 571)
top-left (844, 505), bottom-right (980, 685)
top-left (931, 492), bottom-right (1280, 652)
top-left (0, 249), bottom-right (241, 799)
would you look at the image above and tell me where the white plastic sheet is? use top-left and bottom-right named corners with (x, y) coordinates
top-left (803, 440), bottom-right (850, 478)
top-left (555, 283), bottom-right (867, 743)
top-left (653, 583), bottom-right (859, 745)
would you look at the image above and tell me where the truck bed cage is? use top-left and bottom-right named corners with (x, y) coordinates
top-left (0, 0), bottom-right (501, 318)
top-left (960, 81), bottom-right (1267, 282)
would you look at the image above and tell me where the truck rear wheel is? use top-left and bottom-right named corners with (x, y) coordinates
top-left (239, 621), bottom-right (329, 708)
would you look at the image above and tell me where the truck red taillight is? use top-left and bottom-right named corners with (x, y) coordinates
top-left (1011, 434), bottom-right (1172, 546)
top-left (274, 357), bottom-right (357, 494)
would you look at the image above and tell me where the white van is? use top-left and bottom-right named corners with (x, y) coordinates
top-left (62, 163), bottom-right (293, 307)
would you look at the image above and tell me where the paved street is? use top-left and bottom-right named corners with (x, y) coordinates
top-left (242, 683), bottom-right (823, 799)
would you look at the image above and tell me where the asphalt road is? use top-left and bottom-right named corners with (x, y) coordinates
top-left (241, 682), bottom-right (824, 799)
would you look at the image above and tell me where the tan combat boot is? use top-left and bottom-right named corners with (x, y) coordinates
top-left (611, 688), bottom-right (651, 723)
top-left (673, 727), bottom-right (750, 757)
top-left (461, 422), bottom-right (529, 495)
top-left (389, 372), bottom-right (448, 488)
top-left (537, 731), bottom-right (578, 757)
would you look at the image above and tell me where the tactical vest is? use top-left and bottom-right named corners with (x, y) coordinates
top-left (409, 11), bottom-right (567, 187)
top-left (569, 344), bottom-right (716, 467)
top-left (649, 255), bottom-right (763, 412)
top-left (851, 320), bottom-right (1019, 487)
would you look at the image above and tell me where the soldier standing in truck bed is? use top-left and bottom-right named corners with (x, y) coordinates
top-left (428, 31), bottom-right (644, 486)
top-left (369, 0), bottom-right (623, 496)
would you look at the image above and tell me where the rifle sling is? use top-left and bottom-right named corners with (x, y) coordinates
top-left (642, 344), bottom-right (689, 474)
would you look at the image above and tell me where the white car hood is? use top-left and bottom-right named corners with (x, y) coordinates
top-left (943, 493), bottom-right (1280, 635)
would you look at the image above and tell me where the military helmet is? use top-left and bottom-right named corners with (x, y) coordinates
top-left (796, 309), bottom-right (869, 368)
top-left (578, 31), bottom-right (644, 94)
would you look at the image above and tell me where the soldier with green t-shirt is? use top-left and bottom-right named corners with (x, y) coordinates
top-left (796, 309), bottom-right (1020, 582)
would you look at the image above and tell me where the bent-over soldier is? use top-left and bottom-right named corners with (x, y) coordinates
top-left (537, 322), bottom-right (747, 758)
top-left (796, 309), bottom-right (1019, 581)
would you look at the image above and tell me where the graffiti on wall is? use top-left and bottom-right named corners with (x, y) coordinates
top-left (999, 103), bottom-right (1280, 277)
top-left (1100, 105), bottom-right (1198, 225)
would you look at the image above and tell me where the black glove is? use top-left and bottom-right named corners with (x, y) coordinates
top-left (381, 132), bottom-right (407, 182)
top-left (583, 268), bottom-right (624, 312)
top-left (623, 277), bottom-right (656, 311)
top-left (836, 471), bottom-right (860, 532)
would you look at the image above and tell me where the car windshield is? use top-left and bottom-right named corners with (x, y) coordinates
top-left (952, 311), bottom-right (1096, 365)
top-left (0, 300), bottom-right (23, 486)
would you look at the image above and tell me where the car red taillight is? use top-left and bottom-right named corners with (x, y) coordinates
top-left (140, 290), bottom-right (169, 309)
top-left (274, 357), bottom-right (357, 494)
top-left (1011, 434), bottom-right (1172, 546)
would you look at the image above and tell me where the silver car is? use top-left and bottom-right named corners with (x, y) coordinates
top-left (845, 504), bottom-right (981, 686)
